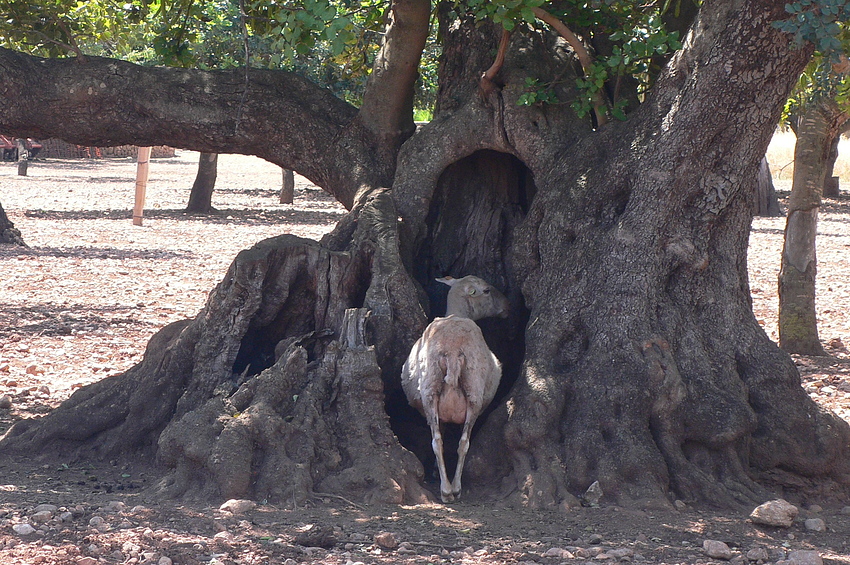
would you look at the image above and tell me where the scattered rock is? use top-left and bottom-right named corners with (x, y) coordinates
top-left (0, 395), bottom-right (12, 409)
top-left (30, 510), bottom-right (53, 523)
top-left (674, 499), bottom-right (687, 511)
top-left (841, 506), bottom-right (850, 515)
top-left (374, 531), bottom-right (399, 550)
top-left (294, 524), bottom-right (336, 548)
top-left (609, 548), bottom-right (635, 559)
top-left (218, 499), bottom-right (256, 514)
top-left (827, 337), bottom-right (845, 350)
top-left (543, 547), bottom-right (574, 559)
top-left (804, 518), bottom-right (826, 532)
top-left (76, 558), bottom-right (98, 565)
top-left (33, 504), bottom-right (58, 513)
top-left (103, 500), bottom-right (126, 513)
top-left (703, 540), bottom-right (733, 560)
top-left (750, 499), bottom-right (798, 527)
top-left (806, 504), bottom-right (822, 513)
top-left (12, 523), bottom-right (37, 535)
top-left (747, 547), bottom-right (769, 561)
top-left (786, 550), bottom-right (823, 565)
top-left (158, 558), bottom-right (173, 565)
top-left (583, 481), bottom-right (603, 506)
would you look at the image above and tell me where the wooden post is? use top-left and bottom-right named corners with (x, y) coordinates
top-left (133, 146), bottom-right (152, 226)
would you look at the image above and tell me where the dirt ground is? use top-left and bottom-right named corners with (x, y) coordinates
top-left (1, 139), bottom-right (849, 565)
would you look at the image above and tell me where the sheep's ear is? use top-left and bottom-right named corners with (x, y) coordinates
top-left (436, 276), bottom-right (456, 287)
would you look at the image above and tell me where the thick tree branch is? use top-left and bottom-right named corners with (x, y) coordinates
top-left (0, 47), bottom-right (370, 207)
top-left (531, 7), bottom-right (608, 126)
top-left (356, 0), bottom-right (431, 189)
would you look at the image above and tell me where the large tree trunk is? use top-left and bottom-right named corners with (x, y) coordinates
top-left (779, 98), bottom-right (848, 355)
top-left (1, 0), bottom-right (849, 509)
top-left (0, 200), bottom-right (26, 246)
top-left (185, 152), bottom-right (219, 213)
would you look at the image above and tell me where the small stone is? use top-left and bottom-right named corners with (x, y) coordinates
top-left (674, 499), bottom-right (687, 511)
top-left (374, 531), bottom-right (399, 550)
top-left (33, 504), bottom-right (58, 513)
top-left (750, 499), bottom-right (798, 527)
top-left (294, 524), bottom-right (336, 548)
top-left (840, 506), bottom-right (850, 515)
top-left (589, 533), bottom-right (604, 544)
top-left (828, 337), bottom-right (845, 350)
top-left (804, 518), bottom-right (826, 532)
top-left (26, 364), bottom-right (44, 375)
top-left (58, 512), bottom-right (74, 522)
top-left (76, 558), bottom-right (98, 565)
top-left (158, 558), bottom-right (173, 565)
top-left (806, 504), bottom-right (822, 513)
top-left (787, 550), bottom-right (823, 565)
top-left (218, 499), bottom-right (256, 514)
top-left (0, 395), bottom-right (12, 409)
top-left (37, 385), bottom-right (50, 395)
top-left (30, 510), bottom-right (53, 523)
top-left (12, 523), bottom-right (37, 535)
top-left (746, 547), bottom-right (769, 561)
top-left (104, 500), bottom-right (126, 513)
top-left (88, 516), bottom-right (105, 527)
top-left (609, 548), bottom-right (635, 560)
top-left (703, 540), bottom-right (733, 560)
top-left (544, 547), bottom-right (573, 559)
top-left (583, 481), bottom-right (603, 506)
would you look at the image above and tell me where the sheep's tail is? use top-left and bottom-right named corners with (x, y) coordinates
top-left (439, 351), bottom-right (466, 389)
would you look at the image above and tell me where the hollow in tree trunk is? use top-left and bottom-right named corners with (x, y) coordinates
top-left (1, 0), bottom-right (849, 509)
top-left (185, 152), bottom-right (218, 213)
top-left (779, 98), bottom-right (848, 355)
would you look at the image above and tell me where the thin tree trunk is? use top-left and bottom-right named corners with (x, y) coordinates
top-left (15, 138), bottom-right (28, 176)
top-left (823, 122), bottom-right (849, 197)
top-left (280, 169), bottom-right (294, 204)
top-left (186, 152), bottom-right (218, 213)
top-left (779, 99), bottom-right (848, 355)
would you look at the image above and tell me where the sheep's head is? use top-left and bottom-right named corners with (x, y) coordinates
top-left (437, 275), bottom-right (510, 320)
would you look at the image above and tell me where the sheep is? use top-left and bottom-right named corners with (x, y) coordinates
top-left (401, 275), bottom-right (509, 502)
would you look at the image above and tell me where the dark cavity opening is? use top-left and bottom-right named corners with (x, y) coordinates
top-left (388, 149), bottom-right (535, 489)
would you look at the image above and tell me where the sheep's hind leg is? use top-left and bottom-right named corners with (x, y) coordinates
top-left (427, 414), bottom-right (454, 503)
top-left (450, 409), bottom-right (478, 500)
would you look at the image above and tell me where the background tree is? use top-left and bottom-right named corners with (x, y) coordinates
top-left (778, 52), bottom-right (850, 355)
top-left (1, 0), bottom-right (850, 509)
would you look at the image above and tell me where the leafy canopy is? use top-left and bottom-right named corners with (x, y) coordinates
top-left (0, 0), bottom-right (847, 120)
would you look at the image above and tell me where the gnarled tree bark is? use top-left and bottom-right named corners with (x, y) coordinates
top-left (1, 0), bottom-right (849, 509)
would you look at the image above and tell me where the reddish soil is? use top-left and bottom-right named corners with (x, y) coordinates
top-left (0, 152), bottom-right (849, 565)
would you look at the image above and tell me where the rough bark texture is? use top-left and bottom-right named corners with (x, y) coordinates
top-left (2, 0), bottom-right (850, 509)
top-left (779, 98), bottom-right (848, 355)
top-left (185, 152), bottom-right (219, 213)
